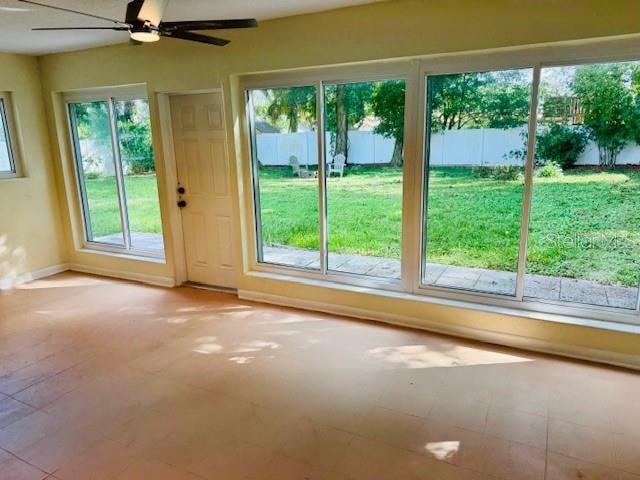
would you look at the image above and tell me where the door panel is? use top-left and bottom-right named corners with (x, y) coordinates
top-left (170, 92), bottom-right (237, 288)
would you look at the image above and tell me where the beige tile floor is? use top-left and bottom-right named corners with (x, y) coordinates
top-left (0, 272), bottom-right (639, 480)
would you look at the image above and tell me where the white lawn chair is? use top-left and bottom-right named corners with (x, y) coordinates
top-left (289, 155), bottom-right (316, 178)
top-left (327, 153), bottom-right (346, 177)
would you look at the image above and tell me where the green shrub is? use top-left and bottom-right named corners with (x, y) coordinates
top-left (471, 166), bottom-right (493, 178)
top-left (473, 165), bottom-right (522, 181)
top-left (85, 171), bottom-right (102, 180)
top-left (536, 162), bottom-right (563, 178)
top-left (536, 124), bottom-right (588, 169)
top-left (492, 165), bottom-right (523, 180)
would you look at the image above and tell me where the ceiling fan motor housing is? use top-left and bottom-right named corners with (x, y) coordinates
top-left (125, 0), bottom-right (146, 26)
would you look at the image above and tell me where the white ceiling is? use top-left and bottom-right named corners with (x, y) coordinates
top-left (0, 0), bottom-right (381, 55)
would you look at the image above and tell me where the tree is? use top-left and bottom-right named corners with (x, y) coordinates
top-left (371, 80), bottom-right (406, 166)
top-left (324, 83), bottom-right (372, 162)
top-left (71, 101), bottom-right (110, 141)
top-left (428, 71), bottom-right (531, 131)
top-left (481, 71), bottom-right (532, 129)
top-left (572, 63), bottom-right (640, 167)
top-left (116, 100), bottom-right (155, 174)
top-left (265, 87), bottom-right (316, 133)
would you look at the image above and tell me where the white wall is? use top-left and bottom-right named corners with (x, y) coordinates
top-left (255, 127), bottom-right (640, 167)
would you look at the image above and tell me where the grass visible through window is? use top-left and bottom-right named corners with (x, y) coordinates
top-left (86, 167), bottom-right (640, 287)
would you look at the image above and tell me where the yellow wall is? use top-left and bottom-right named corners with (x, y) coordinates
top-left (0, 52), bottom-right (66, 283)
top-left (18, 0), bottom-right (640, 363)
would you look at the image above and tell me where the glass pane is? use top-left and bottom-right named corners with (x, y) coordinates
top-left (525, 62), bottom-right (640, 310)
top-left (115, 99), bottom-right (164, 254)
top-left (69, 101), bottom-right (124, 246)
top-left (0, 99), bottom-right (14, 173)
top-left (324, 80), bottom-right (405, 278)
top-left (423, 69), bottom-right (533, 295)
top-left (249, 86), bottom-right (320, 269)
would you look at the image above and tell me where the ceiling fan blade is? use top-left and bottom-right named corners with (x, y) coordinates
top-left (137, 0), bottom-right (169, 26)
top-left (17, 0), bottom-right (129, 27)
top-left (160, 19), bottom-right (257, 31)
top-left (33, 26), bottom-right (130, 31)
top-left (162, 30), bottom-right (230, 46)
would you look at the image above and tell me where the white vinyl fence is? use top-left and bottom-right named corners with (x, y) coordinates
top-left (255, 127), bottom-right (640, 167)
top-left (256, 131), bottom-right (396, 166)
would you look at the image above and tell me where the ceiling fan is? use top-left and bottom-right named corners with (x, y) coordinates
top-left (18, 0), bottom-right (258, 46)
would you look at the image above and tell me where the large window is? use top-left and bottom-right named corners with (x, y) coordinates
top-left (324, 80), bottom-right (405, 278)
top-left (525, 62), bottom-right (640, 310)
top-left (68, 94), bottom-right (164, 257)
top-left (248, 79), bottom-right (406, 280)
top-left (0, 95), bottom-right (18, 177)
top-left (244, 51), bottom-right (640, 324)
top-left (249, 86), bottom-right (320, 269)
top-left (423, 69), bottom-right (533, 295)
top-left (420, 61), bottom-right (640, 316)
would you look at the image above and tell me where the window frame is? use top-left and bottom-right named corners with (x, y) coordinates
top-left (413, 53), bottom-right (640, 325)
top-left (243, 63), bottom-right (413, 291)
top-left (0, 93), bottom-right (21, 179)
top-left (240, 39), bottom-right (640, 327)
top-left (65, 87), bottom-right (165, 260)
top-left (418, 65), bottom-right (538, 300)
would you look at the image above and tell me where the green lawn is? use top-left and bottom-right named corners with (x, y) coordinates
top-left (85, 167), bottom-right (640, 287)
top-left (85, 174), bottom-right (162, 238)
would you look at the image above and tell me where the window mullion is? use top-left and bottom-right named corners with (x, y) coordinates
top-left (317, 81), bottom-right (328, 275)
top-left (402, 61), bottom-right (422, 293)
top-left (107, 98), bottom-right (132, 250)
top-left (515, 66), bottom-right (541, 301)
top-left (247, 92), bottom-right (264, 264)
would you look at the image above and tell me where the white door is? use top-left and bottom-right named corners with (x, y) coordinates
top-left (170, 92), bottom-right (237, 288)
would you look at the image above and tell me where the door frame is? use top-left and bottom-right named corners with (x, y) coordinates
top-left (157, 88), bottom-right (228, 287)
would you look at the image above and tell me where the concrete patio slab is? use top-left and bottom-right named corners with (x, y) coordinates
top-left (96, 232), bottom-right (164, 252)
top-left (262, 245), bottom-right (639, 310)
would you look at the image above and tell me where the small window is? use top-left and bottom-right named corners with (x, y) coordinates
top-left (0, 95), bottom-right (18, 178)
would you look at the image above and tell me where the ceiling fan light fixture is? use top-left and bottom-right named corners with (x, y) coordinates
top-left (129, 25), bottom-right (159, 42)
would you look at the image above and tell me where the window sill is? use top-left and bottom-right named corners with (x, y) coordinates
top-left (77, 247), bottom-right (166, 265)
top-left (244, 269), bottom-right (640, 336)
top-left (0, 173), bottom-right (24, 181)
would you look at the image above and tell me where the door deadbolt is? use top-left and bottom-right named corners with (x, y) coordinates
top-left (177, 186), bottom-right (186, 194)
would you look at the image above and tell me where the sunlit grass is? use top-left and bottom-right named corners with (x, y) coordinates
top-left (85, 167), bottom-right (640, 286)
top-left (84, 174), bottom-right (162, 237)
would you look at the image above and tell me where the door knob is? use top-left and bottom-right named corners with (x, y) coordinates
top-left (177, 200), bottom-right (187, 208)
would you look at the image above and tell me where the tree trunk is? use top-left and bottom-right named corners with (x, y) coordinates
top-left (390, 138), bottom-right (403, 167)
top-left (599, 146), bottom-right (618, 168)
top-left (598, 146), bottom-right (607, 167)
top-left (335, 84), bottom-right (348, 161)
top-left (288, 112), bottom-right (298, 133)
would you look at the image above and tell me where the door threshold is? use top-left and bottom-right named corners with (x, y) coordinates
top-left (182, 281), bottom-right (238, 295)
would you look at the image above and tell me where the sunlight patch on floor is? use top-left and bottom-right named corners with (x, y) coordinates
top-left (367, 344), bottom-right (532, 368)
top-left (425, 441), bottom-right (460, 461)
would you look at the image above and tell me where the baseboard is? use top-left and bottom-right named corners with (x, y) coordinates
top-left (69, 264), bottom-right (175, 288)
top-left (0, 263), bottom-right (71, 290)
top-left (239, 289), bottom-right (640, 371)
